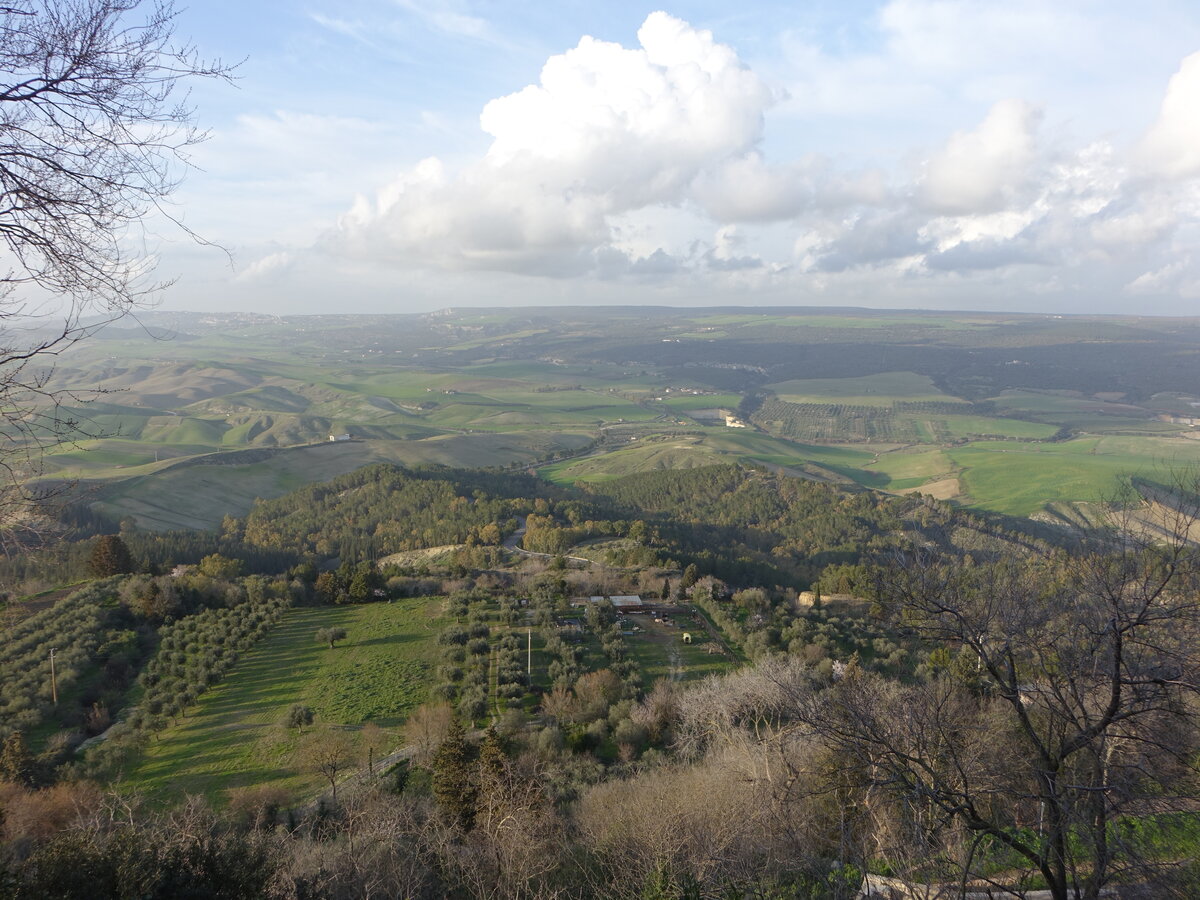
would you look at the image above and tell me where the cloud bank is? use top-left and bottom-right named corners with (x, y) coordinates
top-left (222, 4), bottom-right (1200, 314)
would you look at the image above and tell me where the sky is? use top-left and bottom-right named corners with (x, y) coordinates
top-left (149, 0), bottom-right (1200, 316)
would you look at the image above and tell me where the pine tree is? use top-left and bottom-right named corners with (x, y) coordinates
top-left (348, 571), bottom-right (372, 603)
top-left (681, 564), bottom-right (699, 590)
top-left (478, 726), bottom-right (505, 783)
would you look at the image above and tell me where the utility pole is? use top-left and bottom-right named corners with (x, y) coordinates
top-left (527, 628), bottom-right (532, 678)
top-left (49, 647), bottom-right (58, 705)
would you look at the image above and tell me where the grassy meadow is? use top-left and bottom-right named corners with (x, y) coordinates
top-left (123, 599), bottom-right (445, 803)
top-left (764, 371), bottom-right (959, 406)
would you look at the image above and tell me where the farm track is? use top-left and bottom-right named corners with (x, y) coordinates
top-left (503, 516), bottom-right (593, 565)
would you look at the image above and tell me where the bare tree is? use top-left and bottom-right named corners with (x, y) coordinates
top-left (0, 1), bottom-right (231, 539)
top-left (405, 701), bottom-right (454, 768)
top-left (300, 730), bottom-right (355, 800)
top-left (800, 486), bottom-right (1200, 899)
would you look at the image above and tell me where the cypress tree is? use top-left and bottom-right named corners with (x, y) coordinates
top-left (431, 718), bottom-right (476, 829)
top-left (0, 731), bottom-right (33, 784)
top-left (476, 726), bottom-right (506, 824)
top-left (89, 534), bottom-right (134, 577)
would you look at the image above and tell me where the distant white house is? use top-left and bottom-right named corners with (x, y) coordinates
top-left (328, 433), bottom-right (352, 442)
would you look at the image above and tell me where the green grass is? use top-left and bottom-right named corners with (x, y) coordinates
top-left (687, 314), bottom-right (992, 330)
top-left (990, 389), bottom-right (1122, 414)
top-left (931, 414), bottom-right (1058, 440)
top-left (624, 618), bottom-right (733, 685)
top-left (540, 437), bottom-right (725, 483)
top-left (658, 393), bottom-right (741, 411)
top-left (948, 436), bottom-right (1200, 516)
top-left (865, 448), bottom-right (955, 489)
top-left (39, 313), bottom-right (1200, 527)
top-left (764, 372), bottom-right (964, 406)
top-left (89, 432), bottom-right (592, 531)
top-left (92, 442), bottom-right (381, 530)
top-left (122, 599), bottom-right (446, 804)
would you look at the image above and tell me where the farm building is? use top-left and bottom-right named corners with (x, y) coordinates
top-left (575, 595), bottom-right (646, 610)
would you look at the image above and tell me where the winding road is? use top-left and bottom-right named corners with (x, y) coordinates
top-left (503, 516), bottom-right (593, 565)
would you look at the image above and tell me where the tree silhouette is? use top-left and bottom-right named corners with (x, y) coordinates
top-left (0, 1), bottom-right (232, 537)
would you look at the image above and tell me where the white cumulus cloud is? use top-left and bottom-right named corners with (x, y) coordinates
top-left (918, 99), bottom-right (1042, 214)
top-left (1138, 52), bottom-right (1200, 180)
top-left (331, 12), bottom-right (775, 275)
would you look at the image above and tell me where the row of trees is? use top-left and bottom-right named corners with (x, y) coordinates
top-left (0, 579), bottom-right (127, 739)
top-left (128, 592), bottom-right (290, 734)
top-left (435, 603), bottom-right (493, 722)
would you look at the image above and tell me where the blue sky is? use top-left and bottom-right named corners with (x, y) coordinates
top-left (155, 1), bottom-right (1200, 315)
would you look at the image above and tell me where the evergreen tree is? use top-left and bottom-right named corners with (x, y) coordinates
top-left (314, 571), bottom-right (337, 602)
top-left (431, 718), bottom-right (476, 829)
top-left (681, 564), bottom-right (699, 590)
top-left (88, 534), bottom-right (134, 577)
top-left (348, 570), bottom-right (372, 602)
top-left (478, 726), bottom-right (505, 783)
top-left (476, 725), bottom-right (506, 824)
top-left (0, 731), bottom-right (33, 784)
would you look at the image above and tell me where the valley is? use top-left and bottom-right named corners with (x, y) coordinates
top-left (5, 307), bottom-right (1200, 898)
top-left (37, 307), bottom-right (1200, 529)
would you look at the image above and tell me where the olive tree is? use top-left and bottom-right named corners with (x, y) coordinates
top-left (284, 704), bottom-right (314, 733)
top-left (316, 626), bottom-right (347, 649)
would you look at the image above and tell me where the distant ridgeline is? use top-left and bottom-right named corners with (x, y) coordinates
top-left (2, 463), bottom-right (1053, 593)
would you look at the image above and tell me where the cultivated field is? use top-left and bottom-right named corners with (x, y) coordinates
top-left (123, 599), bottom-right (445, 802)
top-left (33, 308), bottom-right (1200, 524)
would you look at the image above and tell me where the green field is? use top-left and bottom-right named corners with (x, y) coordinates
top-left (865, 448), bottom-right (956, 491)
top-left (764, 372), bottom-right (961, 406)
top-left (80, 431), bottom-right (593, 531)
top-left (687, 313), bottom-right (995, 330)
top-left (623, 617), bottom-right (733, 684)
top-left (949, 436), bottom-right (1200, 516)
top-left (123, 599), bottom-right (445, 803)
top-left (540, 436), bottom-right (727, 483)
top-left (32, 309), bottom-right (1200, 523)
